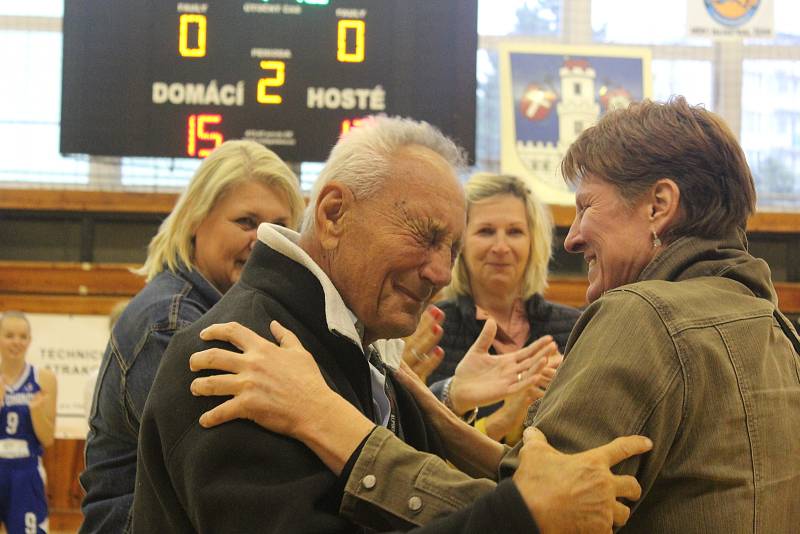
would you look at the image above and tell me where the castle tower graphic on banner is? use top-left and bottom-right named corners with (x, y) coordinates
top-left (558, 59), bottom-right (601, 147)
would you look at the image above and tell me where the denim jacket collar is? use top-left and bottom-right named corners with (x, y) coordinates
top-left (172, 261), bottom-right (224, 306)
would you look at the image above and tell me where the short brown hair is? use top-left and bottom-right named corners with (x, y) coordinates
top-left (561, 96), bottom-right (756, 240)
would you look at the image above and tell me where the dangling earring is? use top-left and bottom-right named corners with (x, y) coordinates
top-left (651, 230), bottom-right (661, 248)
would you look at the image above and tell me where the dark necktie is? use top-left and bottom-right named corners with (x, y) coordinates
top-left (366, 347), bottom-right (404, 440)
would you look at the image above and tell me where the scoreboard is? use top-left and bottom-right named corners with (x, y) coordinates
top-left (60, 0), bottom-right (478, 162)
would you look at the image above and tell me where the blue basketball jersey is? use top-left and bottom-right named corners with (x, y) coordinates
top-left (0, 364), bottom-right (43, 461)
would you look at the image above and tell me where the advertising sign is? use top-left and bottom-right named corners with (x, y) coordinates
top-left (25, 313), bottom-right (109, 439)
top-left (687, 0), bottom-right (774, 40)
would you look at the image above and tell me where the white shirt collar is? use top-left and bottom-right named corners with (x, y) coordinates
top-left (257, 223), bottom-right (363, 351)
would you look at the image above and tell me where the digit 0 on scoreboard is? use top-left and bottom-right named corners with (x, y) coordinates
top-left (187, 114), bottom-right (223, 157)
top-left (337, 20), bottom-right (365, 63)
top-left (178, 14), bottom-right (207, 58)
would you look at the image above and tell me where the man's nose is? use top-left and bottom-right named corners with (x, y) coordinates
top-left (564, 217), bottom-right (583, 253)
top-left (420, 248), bottom-right (452, 288)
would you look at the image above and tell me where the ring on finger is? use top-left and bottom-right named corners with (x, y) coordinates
top-left (517, 372), bottom-right (523, 382)
top-left (411, 347), bottom-right (426, 362)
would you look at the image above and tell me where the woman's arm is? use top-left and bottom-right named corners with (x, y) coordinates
top-left (393, 362), bottom-right (509, 478)
top-left (30, 367), bottom-right (57, 448)
top-left (190, 321), bottom-right (500, 529)
top-left (189, 321), bottom-right (507, 477)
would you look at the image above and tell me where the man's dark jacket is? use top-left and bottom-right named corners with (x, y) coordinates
top-left (130, 241), bottom-right (444, 533)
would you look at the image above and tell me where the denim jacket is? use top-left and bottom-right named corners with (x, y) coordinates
top-left (80, 264), bottom-right (221, 534)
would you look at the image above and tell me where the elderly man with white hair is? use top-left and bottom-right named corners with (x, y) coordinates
top-left (131, 117), bottom-right (649, 533)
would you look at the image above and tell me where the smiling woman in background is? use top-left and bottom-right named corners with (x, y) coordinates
top-left (427, 173), bottom-right (580, 444)
top-left (79, 140), bottom-right (305, 534)
top-left (0, 311), bottom-right (57, 534)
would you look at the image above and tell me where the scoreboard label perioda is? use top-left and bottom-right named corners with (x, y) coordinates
top-left (60, 0), bottom-right (478, 162)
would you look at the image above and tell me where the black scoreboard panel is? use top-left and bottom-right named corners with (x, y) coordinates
top-left (60, 0), bottom-right (478, 162)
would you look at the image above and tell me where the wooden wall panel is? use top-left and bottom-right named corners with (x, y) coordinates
top-left (774, 282), bottom-right (800, 314)
top-left (0, 294), bottom-right (129, 315)
top-left (0, 189), bottom-right (177, 214)
top-left (2, 268), bottom-right (799, 314)
top-left (2, 188), bottom-right (799, 233)
top-left (544, 277), bottom-right (589, 308)
top-left (42, 439), bottom-right (85, 531)
top-left (0, 261), bottom-right (145, 296)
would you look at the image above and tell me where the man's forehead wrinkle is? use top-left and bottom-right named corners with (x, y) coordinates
top-left (388, 199), bottom-right (451, 237)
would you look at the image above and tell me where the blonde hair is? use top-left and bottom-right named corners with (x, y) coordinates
top-left (137, 140), bottom-right (304, 281)
top-left (448, 173), bottom-right (553, 300)
top-left (0, 310), bottom-right (30, 332)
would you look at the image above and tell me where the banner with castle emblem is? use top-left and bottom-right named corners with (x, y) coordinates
top-left (499, 44), bottom-right (651, 205)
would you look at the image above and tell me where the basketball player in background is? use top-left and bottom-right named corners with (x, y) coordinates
top-left (0, 311), bottom-right (57, 534)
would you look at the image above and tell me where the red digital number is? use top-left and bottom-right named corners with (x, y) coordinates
top-left (187, 114), bottom-right (223, 157)
top-left (340, 118), bottom-right (365, 136)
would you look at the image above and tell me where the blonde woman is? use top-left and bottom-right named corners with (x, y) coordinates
top-left (427, 173), bottom-right (580, 444)
top-left (80, 140), bottom-right (304, 534)
top-left (0, 311), bottom-right (57, 534)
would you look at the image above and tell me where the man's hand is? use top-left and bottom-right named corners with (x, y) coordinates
top-left (401, 305), bottom-right (445, 383)
top-left (514, 428), bottom-right (652, 534)
top-left (189, 320), bottom-right (333, 439)
top-left (449, 320), bottom-right (557, 414)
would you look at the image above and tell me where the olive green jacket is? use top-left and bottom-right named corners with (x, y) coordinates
top-left (518, 231), bottom-right (800, 532)
top-left (341, 233), bottom-right (800, 533)
top-left (340, 425), bottom-right (499, 528)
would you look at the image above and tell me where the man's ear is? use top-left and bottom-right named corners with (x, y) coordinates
top-left (648, 178), bottom-right (681, 235)
top-left (314, 181), bottom-right (354, 250)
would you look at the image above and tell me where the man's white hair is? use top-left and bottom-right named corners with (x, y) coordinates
top-left (302, 116), bottom-right (466, 231)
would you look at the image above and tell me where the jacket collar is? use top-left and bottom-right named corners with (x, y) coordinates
top-left (173, 261), bottom-right (224, 306)
top-left (255, 223), bottom-right (364, 351)
top-left (637, 230), bottom-right (777, 305)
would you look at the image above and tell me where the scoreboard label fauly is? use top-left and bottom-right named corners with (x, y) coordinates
top-left (60, 0), bottom-right (478, 162)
